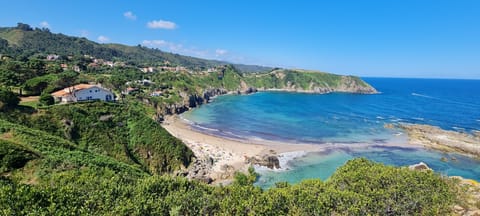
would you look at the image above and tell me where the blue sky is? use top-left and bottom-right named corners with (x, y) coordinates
top-left (1, 0), bottom-right (479, 79)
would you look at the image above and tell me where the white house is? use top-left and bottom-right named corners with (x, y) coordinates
top-left (51, 84), bottom-right (115, 103)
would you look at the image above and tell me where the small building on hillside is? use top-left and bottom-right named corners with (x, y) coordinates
top-left (150, 90), bottom-right (162, 97)
top-left (46, 54), bottom-right (59, 61)
top-left (122, 87), bottom-right (139, 95)
top-left (51, 84), bottom-right (115, 103)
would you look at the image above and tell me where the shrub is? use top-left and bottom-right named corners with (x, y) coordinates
top-left (0, 89), bottom-right (19, 110)
top-left (38, 92), bottom-right (54, 106)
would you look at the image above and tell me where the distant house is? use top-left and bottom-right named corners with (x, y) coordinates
top-left (150, 90), bottom-right (162, 97)
top-left (88, 62), bottom-right (99, 68)
top-left (141, 67), bottom-right (155, 73)
top-left (46, 54), bottom-right (59, 61)
top-left (105, 61), bottom-right (114, 67)
top-left (60, 63), bottom-right (69, 70)
top-left (51, 84), bottom-right (115, 103)
top-left (122, 87), bottom-right (139, 95)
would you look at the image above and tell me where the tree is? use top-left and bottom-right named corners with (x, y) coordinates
top-left (0, 88), bottom-right (20, 110)
top-left (0, 68), bottom-right (19, 86)
top-left (16, 23), bottom-right (33, 31)
top-left (38, 92), bottom-right (54, 106)
top-left (0, 38), bottom-right (8, 50)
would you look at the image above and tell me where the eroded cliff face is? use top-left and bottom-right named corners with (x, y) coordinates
top-left (152, 71), bottom-right (377, 117)
top-left (153, 88), bottom-right (230, 117)
top-left (336, 76), bottom-right (378, 94)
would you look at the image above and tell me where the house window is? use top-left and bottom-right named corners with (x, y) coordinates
top-left (90, 90), bottom-right (92, 93)
top-left (87, 96), bottom-right (93, 100)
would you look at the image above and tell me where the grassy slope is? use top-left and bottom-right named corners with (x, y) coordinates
top-left (0, 118), bottom-right (147, 183)
top-left (0, 29), bottom-right (24, 46)
top-left (0, 101), bottom-right (194, 184)
top-left (0, 26), bottom-right (272, 72)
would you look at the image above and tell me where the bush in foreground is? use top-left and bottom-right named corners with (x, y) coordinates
top-left (0, 158), bottom-right (456, 215)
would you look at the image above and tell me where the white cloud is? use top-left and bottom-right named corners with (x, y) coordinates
top-left (123, 11), bottom-right (136, 20)
top-left (97, 35), bottom-right (110, 43)
top-left (40, 21), bottom-right (50, 28)
top-left (142, 40), bottom-right (183, 52)
top-left (142, 40), bottom-right (245, 63)
top-left (147, 20), bottom-right (177, 29)
top-left (142, 40), bottom-right (168, 47)
top-left (142, 39), bottom-right (209, 57)
top-left (215, 49), bottom-right (228, 56)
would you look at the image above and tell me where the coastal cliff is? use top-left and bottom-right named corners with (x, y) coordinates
top-left (245, 69), bottom-right (378, 94)
top-left (148, 67), bottom-right (377, 116)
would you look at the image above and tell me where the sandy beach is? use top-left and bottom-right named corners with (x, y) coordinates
top-left (162, 115), bottom-right (324, 182)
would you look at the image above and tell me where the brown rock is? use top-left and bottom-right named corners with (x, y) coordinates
top-left (465, 210), bottom-right (480, 216)
top-left (246, 154), bottom-right (280, 169)
top-left (408, 162), bottom-right (432, 171)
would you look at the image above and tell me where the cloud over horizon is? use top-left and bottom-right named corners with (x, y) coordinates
top-left (123, 11), bottom-right (136, 20)
top-left (142, 39), bottom-right (209, 58)
top-left (40, 21), bottom-right (50, 28)
top-left (215, 49), bottom-right (228, 56)
top-left (142, 39), bottom-right (244, 63)
top-left (97, 35), bottom-right (110, 43)
top-left (147, 20), bottom-right (177, 29)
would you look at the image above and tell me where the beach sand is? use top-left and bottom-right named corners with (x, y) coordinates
top-left (161, 115), bottom-right (322, 182)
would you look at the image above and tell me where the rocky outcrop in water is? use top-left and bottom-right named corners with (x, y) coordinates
top-left (399, 123), bottom-right (480, 158)
top-left (246, 154), bottom-right (281, 169)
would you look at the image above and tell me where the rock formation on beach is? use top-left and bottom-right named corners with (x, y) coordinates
top-left (245, 154), bottom-right (281, 169)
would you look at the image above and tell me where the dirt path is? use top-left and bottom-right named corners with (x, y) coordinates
top-left (20, 96), bottom-right (39, 102)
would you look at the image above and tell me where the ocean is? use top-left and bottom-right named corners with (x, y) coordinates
top-left (182, 78), bottom-right (480, 187)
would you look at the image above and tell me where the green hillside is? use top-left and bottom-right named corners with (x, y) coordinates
top-left (0, 23), bottom-right (272, 73)
top-left (0, 101), bottom-right (193, 184)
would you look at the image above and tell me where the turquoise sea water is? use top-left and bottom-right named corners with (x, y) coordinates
top-left (183, 78), bottom-right (480, 186)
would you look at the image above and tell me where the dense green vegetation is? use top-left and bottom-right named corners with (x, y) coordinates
top-left (0, 23), bottom-right (272, 72)
top-left (0, 158), bottom-right (457, 215)
top-left (0, 100), bottom-right (193, 188)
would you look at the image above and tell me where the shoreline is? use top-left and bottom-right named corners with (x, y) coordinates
top-left (162, 115), bottom-right (424, 184)
top-left (162, 115), bottom-right (322, 184)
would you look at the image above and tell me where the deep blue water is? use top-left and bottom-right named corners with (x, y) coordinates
top-left (183, 78), bottom-right (480, 186)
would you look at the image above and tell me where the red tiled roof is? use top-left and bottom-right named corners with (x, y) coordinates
top-left (51, 84), bottom-right (95, 97)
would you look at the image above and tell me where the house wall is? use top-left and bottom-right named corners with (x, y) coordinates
top-left (75, 87), bottom-right (114, 102)
top-left (61, 95), bottom-right (76, 103)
